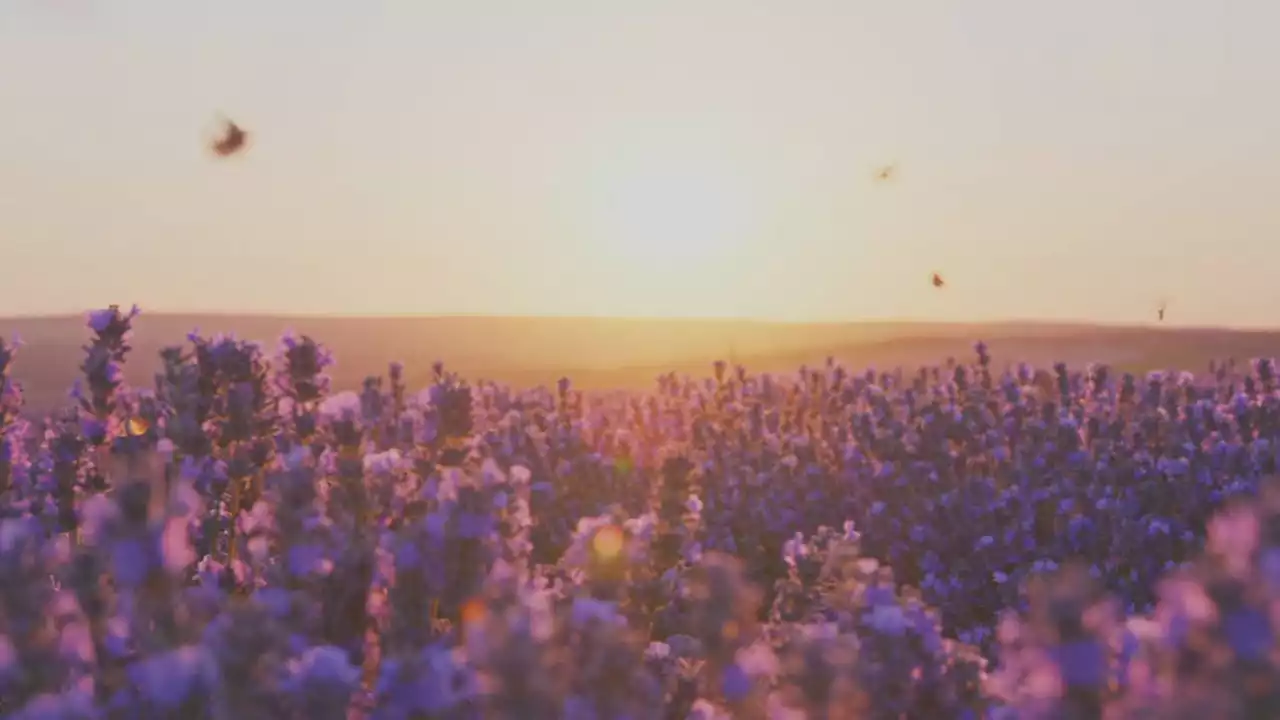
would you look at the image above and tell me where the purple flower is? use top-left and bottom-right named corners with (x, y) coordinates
top-left (1222, 608), bottom-right (1271, 660)
top-left (287, 543), bottom-right (334, 578)
top-left (111, 536), bottom-right (152, 588)
top-left (721, 662), bottom-right (752, 701)
top-left (1054, 640), bottom-right (1105, 687)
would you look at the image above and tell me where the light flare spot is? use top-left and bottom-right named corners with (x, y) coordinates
top-left (127, 417), bottom-right (150, 437)
top-left (461, 597), bottom-right (487, 627)
top-left (592, 525), bottom-right (625, 561)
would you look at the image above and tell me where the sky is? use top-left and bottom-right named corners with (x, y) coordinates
top-left (2, 0), bottom-right (1279, 326)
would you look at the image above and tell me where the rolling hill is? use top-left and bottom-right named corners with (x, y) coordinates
top-left (1, 313), bottom-right (1277, 415)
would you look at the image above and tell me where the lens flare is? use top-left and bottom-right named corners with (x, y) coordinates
top-left (461, 597), bottom-right (487, 626)
top-left (126, 417), bottom-right (150, 437)
top-left (592, 525), bottom-right (625, 561)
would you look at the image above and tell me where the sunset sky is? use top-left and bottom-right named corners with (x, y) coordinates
top-left (2, 1), bottom-right (1278, 326)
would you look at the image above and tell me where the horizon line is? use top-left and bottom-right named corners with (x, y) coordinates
top-left (0, 310), bottom-right (1275, 334)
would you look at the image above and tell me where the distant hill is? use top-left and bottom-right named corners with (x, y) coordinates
top-left (2, 313), bottom-right (1278, 414)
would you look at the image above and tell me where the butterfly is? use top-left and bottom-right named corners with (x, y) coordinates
top-left (931, 272), bottom-right (946, 289)
top-left (211, 117), bottom-right (248, 157)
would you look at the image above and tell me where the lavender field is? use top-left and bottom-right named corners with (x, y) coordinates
top-left (3, 305), bottom-right (1280, 719)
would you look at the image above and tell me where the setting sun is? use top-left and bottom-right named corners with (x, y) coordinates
top-left (570, 132), bottom-right (765, 286)
top-left (587, 159), bottom-right (753, 268)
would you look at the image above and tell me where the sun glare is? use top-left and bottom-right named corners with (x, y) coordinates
top-left (583, 153), bottom-right (756, 271)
